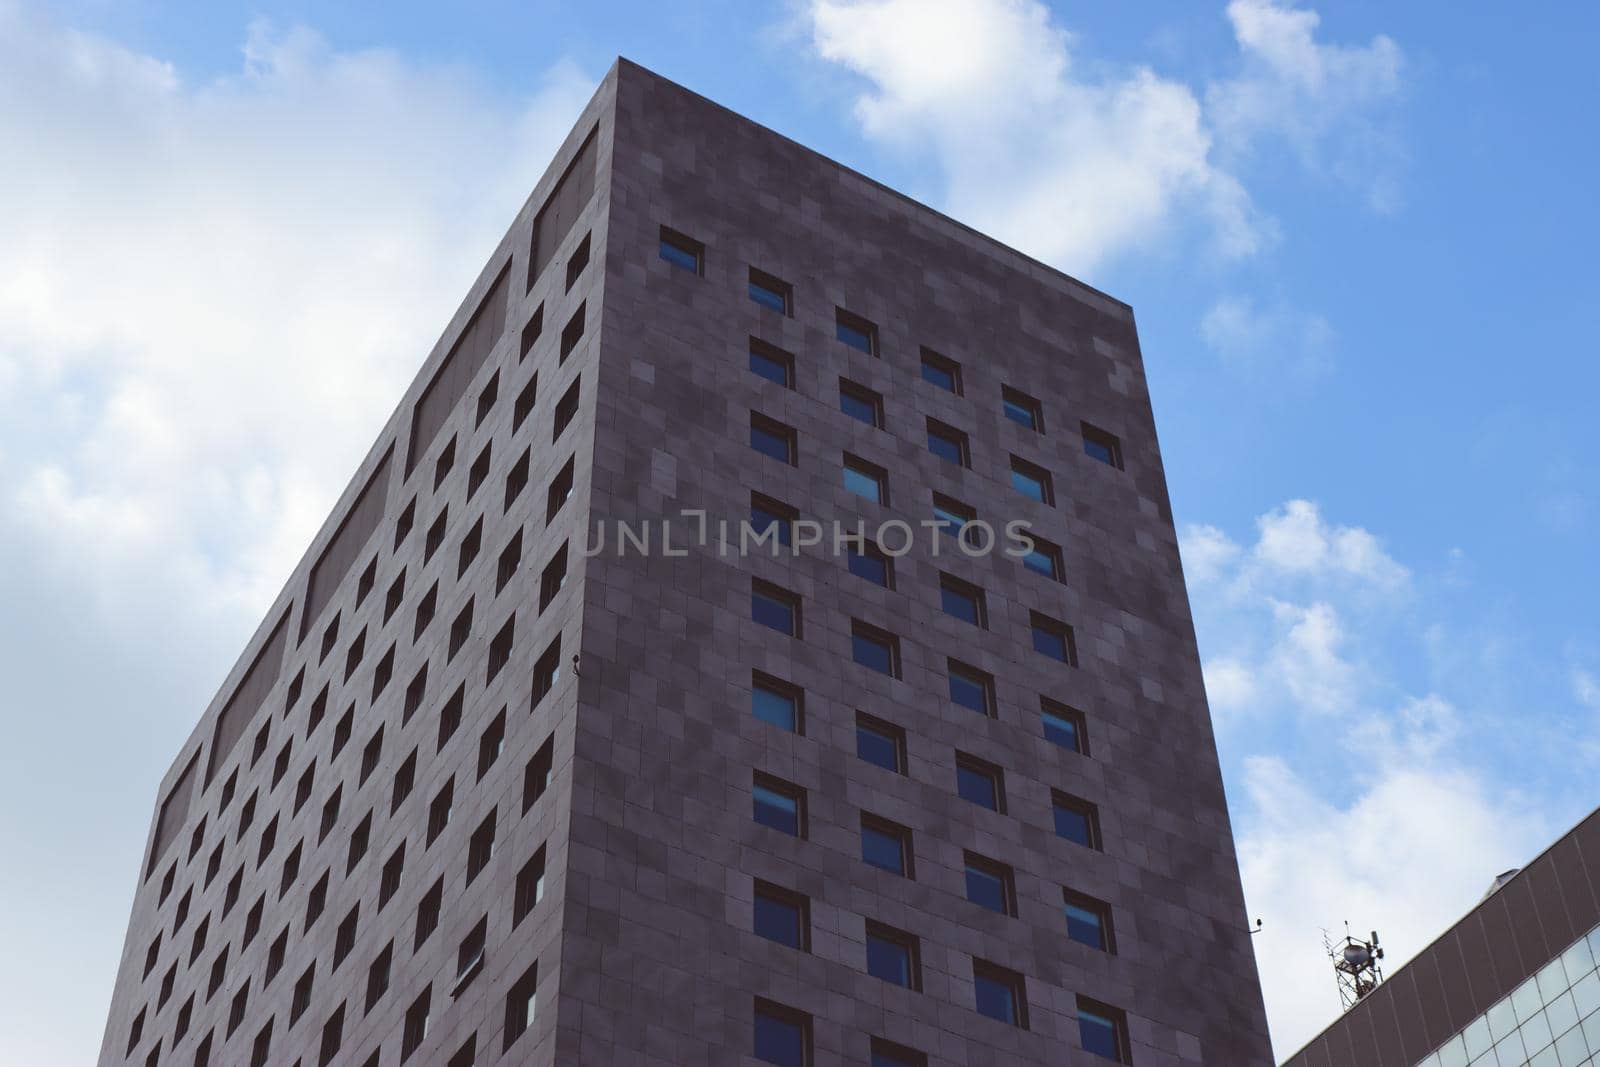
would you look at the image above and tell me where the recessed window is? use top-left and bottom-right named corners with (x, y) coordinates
top-left (558, 302), bottom-right (586, 363)
top-left (871, 1037), bottom-right (928, 1067)
top-left (1042, 700), bottom-right (1088, 754)
top-left (427, 778), bottom-right (454, 846)
top-left (565, 232), bottom-right (590, 291)
top-left (865, 922), bottom-right (920, 990)
top-left (290, 965), bottom-right (315, 1025)
top-left (751, 412), bottom-right (797, 465)
top-left (1022, 533), bottom-right (1063, 581)
top-left (846, 539), bottom-right (892, 587)
top-left (920, 348), bottom-right (962, 394)
top-left (467, 442), bottom-right (491, 500)
top-left (851, 621), bottom-right (900, 677)
top-left (423, 509), bottom-right (448, 563)
top-left (1001, 386), bottom-right (1042, 432)
top-left (318, 787), bottom-right (342, 844)
top-left (931, 493), bottom-right (975, 540)
top-left (860, 814), bottom-right (913, 877)
top-left (514, 846), bottom-right (547, 925)
top-left (497, 530), bottom-right (524, 594)
top-left (835, 308), bottom-right (878, 356)
top-left (379, 844), bottom-right (405, 908)
top-left (1010, 456), bottom-right (1053, 504)
top-left (478, 709), bottom-right (507, 779)
top-left (973, 961), bottom-right (1028, 1028)
top-left (842, 455), bottom-right (888, 504)
top-left (433, 436), bottom-right (457, 490)
top-left (319, 615), bottom-right (340, 663)
top-left (947, 660), bottom-right (995, 716)
top-left (754, 1000), bottom-right (811, 1067)
top-left (439, 686), bottom-right (465, 749)
top-left (523, 735), bottom-right (554, 813)
top-left (749, 339), bottom-right (795, 388)
top-left (1031, 612), bottom-right (1078, 665)
top-left (475, 369), bottom-right (499, 427)
top-left (547, 456), bottom-right (575, 522)
top-left (964, 853), bottom-right (1016, 916)
top-left (520, 306), bottom-right (543, 363)
top-left (503, 962), bottom-right (539, 1051)
top-left (753, 881), bottom-right (809, 950)
top-left (1078, 998), bottom-right (1131, 1062)
top-left (403, 665), bottom-right (427, 725)
top-left (415, 877), bottom-right (443, 949)
top-left (839, 379), bottom-right (885, 428)
top-left (371, 645), bottom-right (395, 701)
top-left (750, 493), bottom-right (797, 549)
top-left (454, 918), bottom-right (488, 994)
top-left (939, 574), bottom-right (986, 627)
top-left (466, 810), bottom-right (497, 884)
top-left (366, 942), bottom-right (393, 1012)
top-left (1081, 422), bottom-right (1124, 469)
top-left (513, 374), bottom-right (537, 431)
top-left (343, 626), bottom-right (368, 681)
top-left (752, 579), bottom-right (802, 637)
top-left (333, 904), bottom-right (359, 967)
top-left (505, 448), bottom-right (531, 509)
top-left (749, 268), bottom-right (793, 314)
top-left (306, 871), bottom-right (328, 929)
top-left (1052, 791), bottom-right (1102, 850)
top-left (318, 1003), bottom-right (345, 1067)
top-left (553, 379), bottom-right (579, 438)
top-left (279, 844), bottom-right (302, 898)
top-left (753, 775), bottom-right (805, 837)
top-left (447, 1037), bottom-right (476, 1067)
top-left (401, 987), bottom-right (431, 1061)
top-left (539, 542), bottom-right (569, 611)
top-left (392, 749), bottom-right (417, 813)
top-left (955, 754), bottom-right (1006, 812)
top-left (394, 498), bottom-right (416, 549)
top-left (448, 599), bottom-right (474, 660)
top-left (1063, 890), bottom-right (1115, 953)
top-left (532, 637), bottom-right (561, 707)
top-left (926, 418), bottom-right (970, 467)
top-left (752, 673), bottom-right (802, 733)
top-left (413, 582), bottom-right (438, 639)
top-left (855, 713), bottom-right (906, 774)
top-left (659, 225), bottom-right (703, 274)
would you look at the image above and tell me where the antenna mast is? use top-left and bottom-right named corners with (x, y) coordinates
top-left (1323, 922), bottom-right (1385, 1010)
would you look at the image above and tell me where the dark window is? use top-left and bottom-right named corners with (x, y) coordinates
top-left (478, 709), bottom-right (507, 778)
top-left (532, 638), bottom-right (561, 707)
top-left (871, 1037), bottom-right (929, 1067)
top-left (860, 815), bottom-right (912, 876)
top-left (1078, 998), bottom-right (1131, 1062)
top-left (371, 645), bottom-right (395, 700)
top-left (448, 599), bottom-right (474, 660)
top-left (839, 379), bottom-right (885, 428)
top-left (752, 775), bottom-right (804, 837)
top-left (753, 882), bottom-right (809, 950)
top-left (264, 927), bottom-right (288, 985)
top-left (174, 994), bottom-right (193, 1043)
top-left (553, 379), bottom-right (579, 438)
top-left (466, 810), bottom-right (497, 884)
top-left (447, 1036), bottom-right (476, 1067)
top-left (290, 965), bottom-right (315, 1024)
top-left (750, 413), bottom-right (797, 465)
top-left (401, 987), bottom-right (431, 1061)
top-left (851, 622), bottom-right (899, 677)
top-left (947, 660), bottom-right (995, 716)
top-left (427, 779), bottom-right (454, 846)
top-left (318, 787), bottom-right (341, 844)
top-left (1022, 533), bottom-right (1064, 581)
top-left (1010, 456), bottom-right (1053, 504)
top-left (973, 962), bottom-right (1027, 1028)
top-left (965, 853), bottom-right (1016, 916)
top-left (547, 456), bottom-right (575, 521)
top-left (392, 748), bottom-right (418, 812)
top-left (523, 735), bottom-right (555, 812)
top-left (855, 714), bottom-right (905, 773)
top-left (865, 923), bottom-right (920, 990)
top-left (749, 268), bottom-right (792, 314)
top-left (749, 339), bottom-right (794, 387)
top-left (457, 518), bottom-right (483, 577)
top-left (189, 917), bottom-right (209, 965)
top-left (255, 817), bottom-right (278, 868)
top-left (513, 375), bottom-right (537, 431)
top-left (306, 870), bottom-right (328, 929)
top-left (319, 616), bottom-right (339, 663)
top-left (514, 846), bottom-right (547, 925)
top-left (939, 574), bottom-right (986, 627)
top-left (919, 348), bottom-right (961, 393)
top-left (158, 960), bottom-right (176, 1007)
top-left (752, 673), bottom-right (802, 733)
top-left (218, 769), bottom-right (237, 812)
top-left (455, 917), bottom-right (488, 993)
top-left (1031, 613), bottom-right (1078, 665)
top-left (1052, 792), bottom-right (1102, 849)
top-left (366, 942), bottom-right (393, 1012)
top-left (403, 665), bottom-right (428, 725)
top-left (1064, 891), bottom-right (1115, 953)
top-left (415, 877), bottom-right (443, 949)
top-left (539, 543), bottom-right (569, 611)
top-left (1042, 700), bottom-right (1088, 754)
top-left (433, 436), bottom-right (456, 491)
top-left (222, 865), bottom-right (243, 915)
top-left (379, 844), bottom-right (405, 908)
top-left (753, 1000), bottom-right (811, 1067)
top-left (249, 1020), bottom-right (273, 1067)
top-left (271, 740), bottom-right (293, 787)
top-left (846, 539), bottom-right (892, 587)
top-left (503, 962), bottom-right (539, 1050)
top-left (565, 232), bottom-right (590, 290)
top-left (330, 707), bottom-right (353, 760)
top-left (558, 302), bottom-right (585, 363)
top-left (505, 448), bottom-right (531, 509)
top-left (520, 306), bottom-right (543, 362)
top-left (423, 510), bottom-right (447, 563)
top-left (333, 904), bottom-right (359, 967)
top-left (279, 842), bottom-right (302, 898)
top-left (251, 723), bottom-right (271, 766)
top-left (206, 948), bottom-right (228, 1000)
top-left (414, 582), bottom-right (438, 639)
top-left (467, 442), bottom-right (491, 500)
top-left (842, 455), bottom-right (888, 504)
top-left (293, 764), bottom-right (315, 815)
top-left (931, 493), bottom-right (975, 540)
top-left (955, 754), bottom-right (1006, 812)
top-left (475, 370), bottom-right (499, 427)
top-left (317, 1003), bottom-right (345, 1067)
top-left (497, 530), bottom-right (524, 594)
top-left (394, 498), bottom-right (416, 548)
top-left (750, 493), bottom-right (797, 549)
top-left (835, 308), bottom-right (878, 355)
top-left (1001, 386), bottom-right (1042, 432)
top-left (359, 728), bottom-right (383, 786)
top-left (487, 616), bottom-right (514, 681)
top-left (227, 983), bottom-right (248, 1036)
top-left (752, 580), bottom-right (801, 637)
top-left (1082, 423), bottom-right (1124, 469)
top-left (926, 418), bottom-right (969, 466)
top-left (659, 226), bottom-right (703, 274)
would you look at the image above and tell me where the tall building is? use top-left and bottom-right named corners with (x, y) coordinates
top-left (1282, 806), bottom-right (1600, 1067)
top-left (97, 60), bottom-right (1272, 1067)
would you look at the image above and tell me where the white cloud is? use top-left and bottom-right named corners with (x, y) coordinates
top-left (1253, 499), bottom-right (1410, 589)
top-left (1200, 295), bottom-right (1334, 379)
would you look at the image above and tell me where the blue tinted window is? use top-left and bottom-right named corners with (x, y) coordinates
top-left (866, 932), bottom-right (913, 987)
top-left (872, 1047), bottom-right (922, 1067)
top-left (848, 547), bottom-right (889, 586)
top-left (751, 421), bottom-right (792, 463)
top-left (1053, 799), bottom-right (1095, 848)
top-left (941, 584), bottom-right (981, 625)
top-left (839, 385), bottom-right (880, 426)
top-left (843, 465), bottom-right (882, 503)
top-left (932, 503), bottom-right (967, 538)
top-left (659, 236), bottom-right (700, 273)
top-left (1042, 709), bottom-right (1082, 752)
top-left (1023, 548), bottom-right (1059, 580)
top-left (856, 721), bottom-right (900, 771)
top-left (852, 630), bottom-right (894, 675)
top-left (974, 971), bottom-right (1019, 1025)
top-left (965, 864), bottom-right (1008, 913)
top-left (1032, 624), bottom-right (1070, 662)
top-left (956, 763), bottom-right (1000, 810)
top-left (836, 315), bottom-right (875, 354)
top-left (921, 358), bottom-right (957, 392)
top-left (754, 1008), bottom-right (806, 1067)
top-left (749, 277), bottom-right (789, 313)
top-left (754, 784), bottom-right (800, 836)
top-left (752, 588), bottom-right (797, 636)
top-left (927, 426), bottom-right (964, 465)
top-left (861, 823), bottom-right (906, 874)
top-left (1011, 466), bottom-right (1047, 502)
top-left (753, 683), bottom-right (798, 731)
top-left (1002, 390), bottom-right (1039, 430)
top-left (751, 503), bottom-right (792, 547)
top-left (1064, 900), bottom-right (1107, 950)
top-left (1084, 437), bottom-right (1116, 465)
top-left (948, 666), bottom-right (990, 714)
top-left (754, 891), bottom-right (804, 948)
top-left (1078, 1008), bottom-right (1121, 1059)
top-left (749, 347), bottom-right (790, 386)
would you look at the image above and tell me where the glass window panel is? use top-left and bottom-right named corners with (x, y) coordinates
top-left (861, 825), bottom-right (905, 874)
top-left (753, 894), bottom-right (803, 949)
top-left (659, 238), bottom-right (699, 272)
top-left (1553, 1026), bottom-right (1588, 1067)
top-left (856, 722), bottom-right (900, 772)
top-left (752, 589), bottom-right (796, 635)
top-left (848, 548), bottom-right (889, 586)
top-left (1084, 437), bottom-right (1117, 465)
top-left (1522, 1009), bottom-right (1554, 1055)
top-left (751, 504), bottom-right (792, 547)
top-left (1053, 801), bottom-right (1094, 847)
top-left (751, 424), bottom-right (791, 462)
top-left (1011, 467), bottom-right (1047, 501)
top-left (750, 280), bottom-right (787, 313)
top-left (1437, 1036), bottom-right (1469, 1067)
top-left (1064, 902), bottom-right (1105, 950)
top-left (753, 1010), bottom-right (805, 1067)
top-left (753, 785), bottom-right (799, 835)
top-left (1042, 709), bottom-right (1082, 751)
top-left (928, 428), bottom-right (963, 464)
top-left (922, 361), bottom-right (956, 391)
top-left (1571, 970), bottom-right (1600, 1018)
top-left (1463, 1016), bottom-right (1493, 1058)
top-left (837, 319), bottom-right (873, 353)
top-left (1563, 936), bottom-right (1596, 984)
top-left (1033, 624), bottom-right (1069, 661)
top-left (753, 685), bottom-right (797, 731)
top-left (1519, 977), bottom-right (1550, 1022)
top-left (932, 503), bottom-right (966, 537)
top-left (866, 934), bottom-right (912, 987)
top-left (749, 348), bottom-right (790, 386)
top-left (853, 632), bottom-right (893, 674)
top-left (942, 585), bottom-right (980, 625)
top-left (974, 973), bottom-right (1017, 1025)
top-left (1079, 1009), bottom-right (1120, 1058)
top-left (1489, 998), bottom-right (1520, 1040)
top-left (1582, 1014), bottom-right (1600, 1058)
top-left (840, 389), bottom-right (878, 425)
top-left (956, 764), bottom-right (999, 810)
top-left (965, 865), bottom-right (1007, 913)
top-left (948, 668), bottom-right (989, 714)
top-left (1023, 548), bottom-right (1058, 578)
top-left (1494, 1031), bottom-right (1526, 1066)
top-left (1002, 396), bottom-right (1038, 430)
top-left (843, 466), bottom-right (882, 502)
top-left (1543, 959), bottom-right (1575, 1005)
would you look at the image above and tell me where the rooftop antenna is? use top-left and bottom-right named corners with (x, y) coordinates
top-left (1323, 923), bottom-right (1384, 1010)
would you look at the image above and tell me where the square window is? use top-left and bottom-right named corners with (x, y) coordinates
top-left (754, 1000), bottom-right (811, 1067)
top-left (855, 714), bottom-right (906, 774)
top-left (955, 754), bottom-right (1005, 812)
top-left (559, 302), bottom-right (586, 363)
top-left (847, 539), bottom-right (893, 587)
top-left (553, 379), bottom-right (580, 438)
top-left (749, 339), bottom-right (795, 388)
top-left (860, 815), bottom-right (912, 877)
top-left (1078, 998), bottom-right (1131, 1062)
top-left (1082, 422), bottom-right (1124, 469)
top-left (1010, 457), bottom-right (1053, 504)
top-left (939, 574), bottom-right (986, 627)
top-left (1031, 612), bottom-right (1078, 665)
top-left (753, 882), bottom-right (809, 950)
top-left (1064, 891), bottom-right (1115, 953)
top-left (931, 493), bottom-right (975, 540)
top-left (749, 268), bottom-right (793, 314)
top-left (752, 673), bottom-right (802, 733)
top-left (1001, 386), bottom-right (1043, 432)
top-left (565, 232), bottom-right (590, 290)
top-left (659, 225), bottom-right (703, 274)
top-left (547, 456), bottom-right (575, 522)
top-left (926, 418), bottom-right (970, 467)
top-left (964, 854), bottom-right (1016, 916)
top-left (1053, 792), bottom-right (1102, 849)
top-left (851, 622), bottom-right (900, 677)
top-left (920, 348), bottom-right (962, 394)
top-left (947, 660), bottom-right (995, 716)
top-left (753, 775), bottom-right (805, 837)
top-left (865, 923), bottom-right (920, 990)
top-left (751, 413), bottom-right (797, 465)
top-left (973, 962), bottom-right (1028, 1028)
top-left (539, 543), bottom-right (569, 611)
top-left (1022, 533), bottom-right (1063, 581)
top-left (839, 379), bottom-right (885, 428)
top-left (752, 579), bottom-right (802, 637)
top-left (835, 308), bottom-right (878, 355)
top-left (842, 455), bottom-right (888, 504)
top-left (871, 1038), bottom-right (928, 1067)
top-left (750, 493), bottom-right (797, 549)
top-left (1042, 700), bottom-right (1088, 754)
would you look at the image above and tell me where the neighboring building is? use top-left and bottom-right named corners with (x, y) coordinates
top-left (96, 59), bottom-right (1272, 1067)
top-left (1282, 806), bottom-right (1600, 1067)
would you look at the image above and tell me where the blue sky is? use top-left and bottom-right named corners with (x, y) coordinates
top-left (2, 1), bottom-right (1597, 1061)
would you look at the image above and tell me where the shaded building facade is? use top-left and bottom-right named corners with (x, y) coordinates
top-left (97, 60), bottom-right (1271, 1066)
